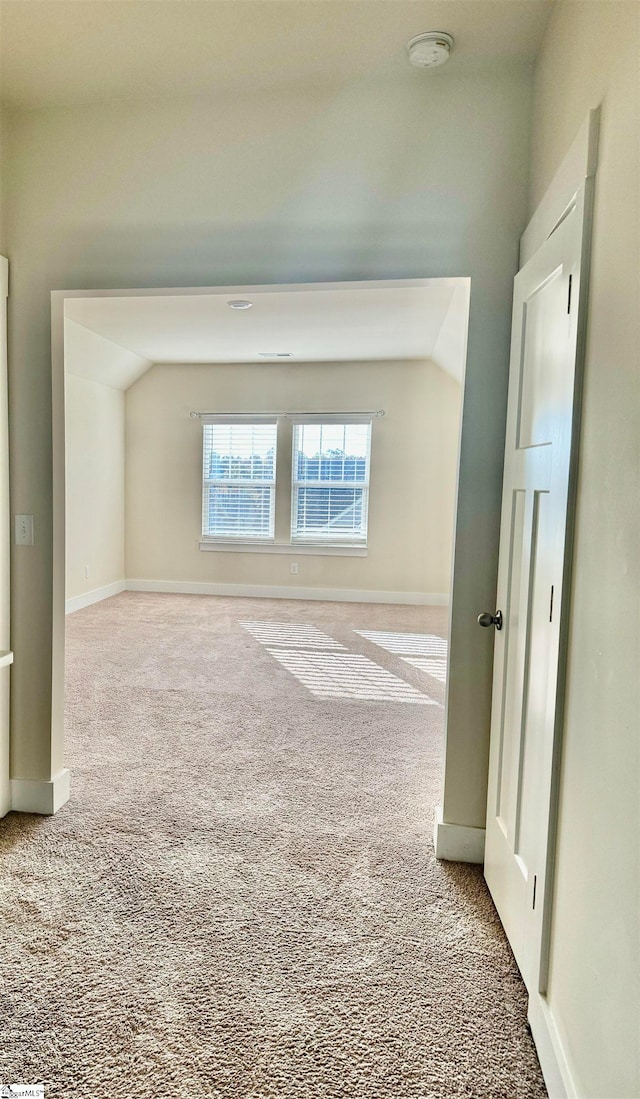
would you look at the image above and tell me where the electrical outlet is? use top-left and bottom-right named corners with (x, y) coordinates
top-left (15, 514), bottom-right (34, 546)
top-left (290, 562), bottom-right (299, 575)
top-left (84, 566), bottom-right (90, 580)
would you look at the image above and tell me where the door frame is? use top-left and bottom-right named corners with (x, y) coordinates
top-left (0, 258), bottom-right (13, 817)
top-left (50, 276), bottom-right (470, 807)
top-left (504, 110), bottom-right (599, 1099)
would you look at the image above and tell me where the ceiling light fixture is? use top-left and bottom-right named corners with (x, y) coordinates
top-left (227, 299), bottom-right (253, 310)
top-left (259, 352), bottom-right (293, 358)
top-left (407, 32), bottom-right (454, 69)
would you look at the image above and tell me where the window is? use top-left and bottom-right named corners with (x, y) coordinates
top-left (202, 419), bottom-right (277, 540)
top-left (200, 414), bottom-right (374, 551)
top-left (291, 420), bottom-right (371, 544)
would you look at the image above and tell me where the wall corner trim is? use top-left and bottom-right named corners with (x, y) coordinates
top-left (433, 805), bottom-right (485, 863)
top-left (66, 579), bottom-right (126, 615)
top-left (125, 580), bottom-right (449, 606)
top-left (10, 768), bottom-right (71, 815)
top-left (527, 990), bottom-right (578, 1099)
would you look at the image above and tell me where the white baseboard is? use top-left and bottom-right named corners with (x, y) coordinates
top-left (66, 579), bottom-right (126, 614)
top-left (433, 804), bottom-right (486, 863)
top-left (125, 579), bottom-right (449, 606)
top-left (10, 768), bottom-right (71, 815)
top-left (528, 991), bottom-right (578, 1099)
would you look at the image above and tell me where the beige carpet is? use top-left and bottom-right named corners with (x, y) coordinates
top-left (0, 593), bottom-right (547, 1098)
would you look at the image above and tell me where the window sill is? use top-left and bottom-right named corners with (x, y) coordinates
top-left (199, 541), bottom-right (368, 557)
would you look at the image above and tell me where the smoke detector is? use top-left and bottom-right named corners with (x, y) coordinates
top-left (407, 32), bottom-right (454, 69)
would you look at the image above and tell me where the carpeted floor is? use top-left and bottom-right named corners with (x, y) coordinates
top-left (0, 593), bottom-right (547, 1098)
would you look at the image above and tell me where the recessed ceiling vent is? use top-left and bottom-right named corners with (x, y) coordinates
top-left (407, 32), bottom-right (454, 69)
top-left (259, 352), bottom-right (293, 358)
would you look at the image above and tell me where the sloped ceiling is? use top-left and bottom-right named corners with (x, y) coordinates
top-left (64, 279), bottom-right (470, 389)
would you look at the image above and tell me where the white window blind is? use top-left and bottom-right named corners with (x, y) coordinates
top-left (291, 420), bottom-right (372, 544)
top-left (202, 420), bottom-right (277, 540)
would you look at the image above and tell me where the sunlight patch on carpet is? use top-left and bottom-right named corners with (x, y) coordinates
top-left (355, 630), bottom-right (448, 656)
top-left (355, 631), bottom-right (448, 684)
top-left (401, 656), bottom-right (447, 683)
top-left (241, 621), bottom-right (345, 649)
top-left (264, 649), bottom-right (437, 704)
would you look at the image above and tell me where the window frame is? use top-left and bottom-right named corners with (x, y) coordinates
top-left (289, 416), bottom-right (372, 547)
top-left (201, 416), bottom-right (278, 543)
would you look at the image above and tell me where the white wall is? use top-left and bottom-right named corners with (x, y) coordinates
top-left (4, 69), bottom-right (531, 789)
top-left (63, 319), bottom-right (148, 611)
top-left (125, 359), bottom-right (461, 597)
top-left (0, 107), bottom-right (6, 256)
top-left (529, 4), bottom-right (639, 1097)
top-left (64, 372), bottom-right (125, 606)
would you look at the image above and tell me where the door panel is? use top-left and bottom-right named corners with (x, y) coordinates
top-left (496, 486), bottom-right (528, 837)
top-left (518, 268), bottom-right (565, 448)
top-left (485, 192), bottom-right (586, 993)
top-left (0, 258), bottom-right (9, 818)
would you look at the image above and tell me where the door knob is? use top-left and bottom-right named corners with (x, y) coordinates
top-left (478, 610), bottom-right (503, 630)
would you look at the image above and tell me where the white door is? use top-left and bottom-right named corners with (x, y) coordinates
top-left (484, 188), bottom-right (589, 994)
top-left (0, 257), bottom-right (10, 818)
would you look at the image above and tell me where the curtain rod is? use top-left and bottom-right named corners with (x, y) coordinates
top-left (189, 410), bottom-right (385, 419)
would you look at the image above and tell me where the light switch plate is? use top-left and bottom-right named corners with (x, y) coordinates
top-left (15, 514), bottom-right (34, 545)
